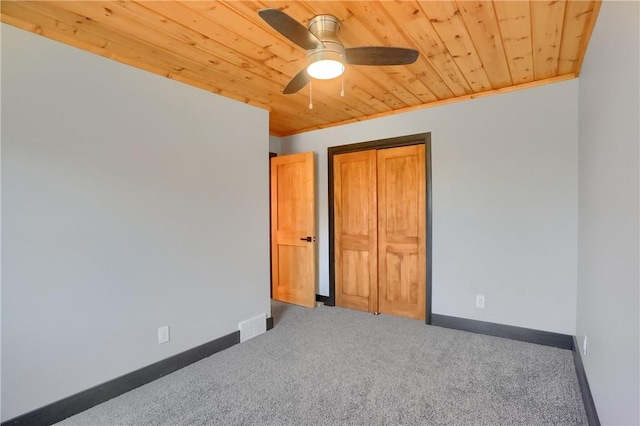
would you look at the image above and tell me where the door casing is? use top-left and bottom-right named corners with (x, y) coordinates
top-left (327, 133), bottom-right (433, 324)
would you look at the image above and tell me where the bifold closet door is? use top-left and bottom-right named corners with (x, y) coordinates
top-left (334, 150), bottom-right (378, 313)
top-left (377, 145), bottom-right (426, 320)
top-left (334, 145), bottom-right (426, 320)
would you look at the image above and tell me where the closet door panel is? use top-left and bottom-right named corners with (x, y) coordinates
top-left (378, 145), bottom-right (426, 320)
top-left (334, 151), bottom-right (378, 312)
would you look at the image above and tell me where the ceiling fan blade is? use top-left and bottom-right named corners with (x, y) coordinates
top-left (283, 69), bottom-right (310, 94)
top-left (258, 8), bottom-right (324, 51)
top-left (344, 47), bottom-right (419, 66)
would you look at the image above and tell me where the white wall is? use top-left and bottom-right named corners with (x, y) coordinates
top-left (269, 136), bottom-right (282, 155)
top-left (282, 80), bottom-right (579, 335)
top-left (1, 24), bottom-right (271, 421)
top-left (576, 1), bottom-right (640, 424)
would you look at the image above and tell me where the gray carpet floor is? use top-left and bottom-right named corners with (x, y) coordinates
top-left (58, 301), bottom-right (587, 425)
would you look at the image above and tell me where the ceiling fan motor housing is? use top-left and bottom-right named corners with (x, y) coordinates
top-left (306, 14), bottom-right (345, 77)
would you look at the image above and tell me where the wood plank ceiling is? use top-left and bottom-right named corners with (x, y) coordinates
top-left (1, 1), bottom-right (601, 136)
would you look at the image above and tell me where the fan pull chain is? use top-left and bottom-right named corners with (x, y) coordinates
top-left (341, 74), bottom-right (345, 97)
top-left (308, 80), bottom-right (313, 110)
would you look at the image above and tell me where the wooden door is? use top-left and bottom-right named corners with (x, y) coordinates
top-left (377, 145), bottom-right (426, 320)
top-left (271, 152), bottom-right (316, 308)
top-left (334, 145), bottom-right (426, 320)
top-left (334, 150), bottom-right (378, 313)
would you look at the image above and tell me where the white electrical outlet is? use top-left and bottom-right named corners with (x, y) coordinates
top-left (476, 295), bottom-right (485, 308)
top-left (583, 335), bottom-right (588, 355)
top-left (158, 326), bottom-right (170, 344)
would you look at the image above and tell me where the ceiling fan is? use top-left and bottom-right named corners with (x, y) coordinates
top-left (258, 8), bottom-right (419, 95)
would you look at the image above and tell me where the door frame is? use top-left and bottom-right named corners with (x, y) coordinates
top-left (269, 152), bottom-right (277, 298)
top-left (327, 133), bottom-right (433, 325)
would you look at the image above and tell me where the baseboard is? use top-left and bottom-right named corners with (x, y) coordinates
top-left (431, 314), bottom-right (573, 350)
top-left (572, 337), bottom-right (601, 426)
top-left (315, 294), bottom-right (334, 306)
top-left (2, 331), bottom-right (240, 426)
top-left (266, 316), bottom-right (274, 330)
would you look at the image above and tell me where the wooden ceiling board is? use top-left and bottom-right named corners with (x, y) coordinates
top-left (140, 2), bottom-right (295, 79)
top-left (493, 0), bottom-right (534, 85)
top-left (51, 1), bottom-right (287, 90)
top-left (422, 0), bottom-right (493, 92)
top-left (1, 0), bottom-right (601, 136)
top-left (380, 0), bottom-right (469, 98)
top-left (531, 0), bottom-right (567, 80)
top-left (558, 1), bottom-right (601, 75)
top-left (456, 0), bottom-right (513, 89)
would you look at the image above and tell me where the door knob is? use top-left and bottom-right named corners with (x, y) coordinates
top-left (300, 236), bottom-right (316, 242)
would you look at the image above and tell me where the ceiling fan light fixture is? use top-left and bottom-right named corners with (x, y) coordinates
top-left (306, 50), bottom-right (344, 80)
top-left (259, 9), bottom-right (419, 94)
